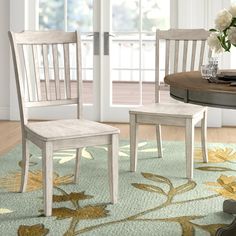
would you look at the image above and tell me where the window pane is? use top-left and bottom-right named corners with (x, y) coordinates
top-left (142, 0), bottom-right (170, 32)
top-left (112, 0), bottom-right (139, 32)
top-left (111, 34), bottom-right (140, 71)
top-left (111, 0), bottom-right (170, 105)
top-left (141, 34), bottom-right (155, 70)
top-left (112, 70), bottom-right (141, 105)
top-left (39, 0), bottom-right (65, 30)
top-left (111, 35), bottom-right (141, 105)
top-left (67, 0), bottom-right (93, 32)
top-left (38, 0), bottom-right (94, 104)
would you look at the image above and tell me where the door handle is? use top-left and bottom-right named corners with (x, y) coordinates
top-left (104, 32), bottom-right (116, 55)
top-left (87, 32), bottom-right (100, 56)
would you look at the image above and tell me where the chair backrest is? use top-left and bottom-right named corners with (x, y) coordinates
top-left (8, 31), bottom-right (83, 125)
top-left (155, 29), bottom-right (212, 103)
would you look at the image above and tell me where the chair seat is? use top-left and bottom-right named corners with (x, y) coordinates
top-left (26, 119), bottom-right (120, 141)
top-left (130, 103), bottom-right (206, 118)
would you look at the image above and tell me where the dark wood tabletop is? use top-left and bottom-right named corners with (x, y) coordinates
top-left (164, 71), bottom-right (236, 109)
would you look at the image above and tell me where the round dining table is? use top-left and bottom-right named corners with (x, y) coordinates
top-left (164, 71), bottom-right (236, 109)
top-left (165, 71), bottom-right (236, 235)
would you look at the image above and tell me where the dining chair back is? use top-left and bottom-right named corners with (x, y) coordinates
top-left (155, 29), bottom-right (212, 103)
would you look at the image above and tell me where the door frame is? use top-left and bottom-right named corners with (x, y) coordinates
top-left (101, 0), bottom-right (178, 122)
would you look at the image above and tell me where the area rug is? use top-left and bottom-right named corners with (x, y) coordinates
top-left (0, 141), bottom-right (235, 236)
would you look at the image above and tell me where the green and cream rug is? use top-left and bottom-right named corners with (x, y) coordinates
top-left (0, 141), bottom-right (235, 236)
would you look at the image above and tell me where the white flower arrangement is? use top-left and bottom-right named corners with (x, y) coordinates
top-left (208, 4), bottom-right (236, 53)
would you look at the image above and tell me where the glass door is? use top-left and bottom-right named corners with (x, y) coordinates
top-left (102, 0), bottom-right (171, 121)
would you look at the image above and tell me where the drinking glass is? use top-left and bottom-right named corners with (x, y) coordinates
top-left (201, 65), bottom-right (214, 80)
top-left (208, 57), bottom-right (218, 77)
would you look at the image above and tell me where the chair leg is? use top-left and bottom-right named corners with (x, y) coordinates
top-left (201, 109), bottom-right (208, 163)
top-left (74, 148), bottom-right (82, 183)
top-left (130, 113), bottom-right (138, 172)
top-left (185, 119), bottom-right (194, 180)
top-left (108, 134), bottom-right (119, 204)
top-left (156, 125), bottom-right (163, 158)
top-left (42, 142), bottom-right (53, 217)
top-left (20, 137), bottom-right (30, 192)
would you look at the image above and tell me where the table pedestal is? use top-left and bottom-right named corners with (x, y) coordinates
top-left (215, 217), bottom-right (236, 236)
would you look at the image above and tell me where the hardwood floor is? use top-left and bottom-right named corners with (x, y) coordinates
top-left (0, 121), bottom-right (21, 155)
top-left (1, 120), bottom-right (236, 156)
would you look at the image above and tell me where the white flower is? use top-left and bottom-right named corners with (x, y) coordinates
top-left (215, 9), bottom-right (232, 31)
top-left (207, 32), bottom-right (224, 54)
top-left (228, 27), bottom-right (236, 45)
top-left (229, 4), bottom-right (236, 17)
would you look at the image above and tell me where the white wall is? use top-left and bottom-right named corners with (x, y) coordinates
top-left (9, 0), bottom-right (29, 121)
top-left (0, 1), bottom-right (10, 119)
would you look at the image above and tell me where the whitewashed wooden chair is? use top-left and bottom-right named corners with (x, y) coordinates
top-left (8, 31), bottom-right (119, 216)
top-left (130, 29), bottom-right (211, 179)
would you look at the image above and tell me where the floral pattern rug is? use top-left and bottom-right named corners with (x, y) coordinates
top-left (0, 141), bottom-right (235, 236)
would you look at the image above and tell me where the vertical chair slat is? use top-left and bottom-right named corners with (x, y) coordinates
top-left (198, 40), bottom-right (206, 70)
top-left (22, 45), bottom-right (33, 102)
top-left (52, 44), bottom-right (61, 99)
top-left (182, 40), bottom-right (188, 72)
top-left (42, 44), bottom-right (51, 100)
top-left (76, 32), bottom-right (83, 119)
top-left (174, 40), bottom-right (179, 73)
top-left (63, 43), bottom-right (71, 99)
top-left (191, 40), bottom-right (197, 71)
top-left (155, 31), bottom-right (160, 103)
top-left (165, 40), bottom-right (170, 76)
top-left (32, 45), bottom-right (41, 101)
